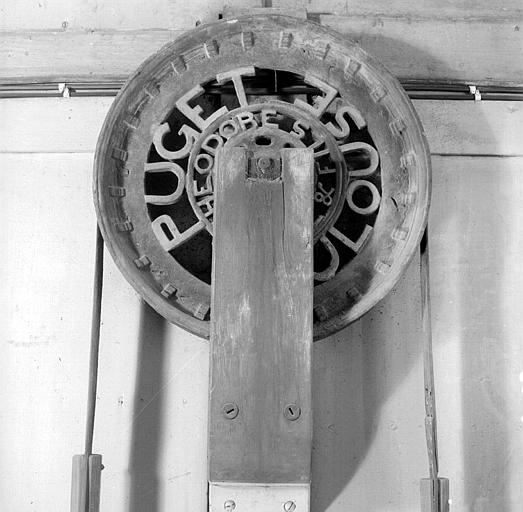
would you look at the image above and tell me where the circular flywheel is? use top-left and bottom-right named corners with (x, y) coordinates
top-left (94, 14), bottom-right (431, 340)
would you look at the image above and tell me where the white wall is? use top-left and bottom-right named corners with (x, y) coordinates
top-left (1, 97), bottom-right (522, 511)
top-left (1, 2), bottom-right (523, 510)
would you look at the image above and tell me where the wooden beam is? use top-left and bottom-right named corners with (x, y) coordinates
top-left (320, 14), bottom-right (523, 87)
top-left (209, 147), bottom-right (313, 492)
top-left (274, 0), bottom-right (522, 20)
top-left (1, 10), bottom-right (521, 85)
top-left (0, 29), bottom-right (183, 83)
top-left (70, 455), bottom-right (88, 512)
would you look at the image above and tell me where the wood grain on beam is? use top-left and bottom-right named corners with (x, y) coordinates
top-left (1, 0), bottom-right (519, 31)
top-left (1, 12), bottom-right (522, 85)
top-left (0, 29), bottom-right (183, 83)
top-left (274, 0), bottom-right (522, 21)
top-left (209, 147), bottom-right (314, 483)
top-left (0, 0), bottom-right (255, 31)
top-left (320, 15), bottom-right (523, 87)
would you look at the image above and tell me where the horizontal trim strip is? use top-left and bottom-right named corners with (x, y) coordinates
top-left (1, 80), bottom-right (523, 100)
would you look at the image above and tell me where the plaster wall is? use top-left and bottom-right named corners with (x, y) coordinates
top-left (1, 2), bottom-right (523, 510)
top-left (1, 96), bottom-right (522, 511)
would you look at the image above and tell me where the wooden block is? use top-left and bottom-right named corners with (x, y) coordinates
top-left (88, 454), bottom-right (103, 512)
top-left (420, 478), bottom-right (450, 512)
top-left (70, 454), bottom-right (103, 512)
top-left (209, 147), bottom-right (314, 484)
top-left (70, 455), bottom-right (88, 512)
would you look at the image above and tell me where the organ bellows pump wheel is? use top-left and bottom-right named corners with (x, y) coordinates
top-left (93, 14), bottom-right (431, 340)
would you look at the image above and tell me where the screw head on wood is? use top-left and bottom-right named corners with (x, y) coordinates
top-left (224, 500), bottom-right (236, 511)
top-left (222, 402), bottom-right (239, 420)
top-left (283, 501), bottom-right (296, 512)
top-left (283, 404), bottom-right (301, 421)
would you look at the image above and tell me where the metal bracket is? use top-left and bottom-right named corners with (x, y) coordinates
top-left (209, 483), bottom-right (309, 512)
top-left (58, 82), bottom-right (70, 98)
top-left (468, 85), bottom-right (482, 101)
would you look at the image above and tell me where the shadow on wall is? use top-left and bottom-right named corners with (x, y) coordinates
top-left (311, 254), bottom-right (424, 511)
top-left (309, 36), bottom-right (509, 512)
top-left (309, 35), bottom-right (442, 512)
top-left (128, 303), bottom-right (168, 512)
top-left (124, 37), bottom-right (509, 512)
top-left (437, 149), bottom-right (513, 511)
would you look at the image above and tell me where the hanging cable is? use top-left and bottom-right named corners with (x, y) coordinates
top-left (70, 226), bottom-right (104, 512)
top-left (420, 229), bottom-right (449, 512)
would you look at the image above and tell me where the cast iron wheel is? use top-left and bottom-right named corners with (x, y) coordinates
top-left (94, 14), bottom-right (431, 340)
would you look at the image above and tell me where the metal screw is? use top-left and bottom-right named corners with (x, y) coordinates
top-left (224, 500), bottom-right (236, 511)
top-left (283, 501), bottom-right (296, 512)
top-left (283, 404), bottom-right (301, 421)
top-left (222, 402), bottom-right (239, 420)
top-left (257, 156), bottom-right (273, 172)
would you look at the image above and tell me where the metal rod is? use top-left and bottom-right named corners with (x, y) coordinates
top-left (1, 80), bottom-right (523, 100)
top-left (84, 226), bottom-right (104, 456)
top-left (420, 229), bottom-right (440, 512)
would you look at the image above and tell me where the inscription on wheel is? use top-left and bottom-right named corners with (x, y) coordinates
top-left (149, 71), bottom-right (382, 286)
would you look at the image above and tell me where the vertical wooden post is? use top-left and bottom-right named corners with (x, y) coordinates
top-left (70, 455), bottom-right (88, 512)
top-left (209, 147), bottom-right (314, 510)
